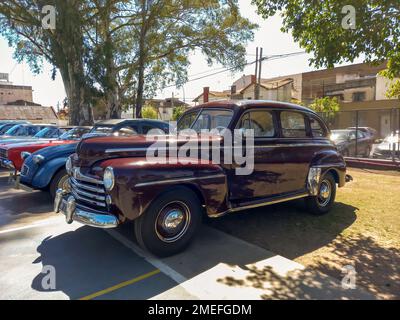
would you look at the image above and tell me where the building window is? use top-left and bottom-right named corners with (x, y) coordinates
top-left (352, 92), bottom-right (366, 102)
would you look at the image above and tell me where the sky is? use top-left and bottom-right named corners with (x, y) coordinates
top-left (0, 0), bottom-right (363, 107)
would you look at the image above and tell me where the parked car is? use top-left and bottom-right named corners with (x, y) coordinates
top-left (0, 121), bottom-right (31, 135)
top-left (0, 126), bottom-right (91, 172)
top-left (17, 120), bottom-right (169, 199)
top-left (346, 126), bottom-right (378, 141)
top-left (55, 100), bottom-right (350, 257)
top-left (372, 131), bottom-right (400, 159)
top-left (0, 125), bottom-right (75, 145)
top-left (0, 123), bottom-right (56, 141)
top-left (330, 129), bottom-right (374, 157)
top-left (17, 142), bottom-right (79, 198)
top-left (83, 118), bottom-right (170, 138)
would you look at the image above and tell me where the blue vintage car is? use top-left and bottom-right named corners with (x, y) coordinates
top-left (18, 142), bottom-right (77, 198)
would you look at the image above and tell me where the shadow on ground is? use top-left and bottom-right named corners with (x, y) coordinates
top-left (30, 226), bottom-right (176, 299)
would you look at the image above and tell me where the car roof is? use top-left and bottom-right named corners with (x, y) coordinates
top-left (95, 119), bottom-right (167, 126)
top-left (188, 99), bottom-right (317, 114)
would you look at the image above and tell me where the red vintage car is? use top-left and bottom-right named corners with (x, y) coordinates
top-left (0, 127), bottom-right (91, 171)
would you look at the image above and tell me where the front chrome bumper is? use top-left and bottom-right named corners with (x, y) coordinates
top-left (1, 159), bottom-right (15, 170)
top-left (54, 189), bottom-right (118, 228)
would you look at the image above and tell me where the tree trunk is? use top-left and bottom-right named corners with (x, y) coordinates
top-left (61, 62), bottom-right (93, 126)
top-left (135, 1), bottom-right (147, 119)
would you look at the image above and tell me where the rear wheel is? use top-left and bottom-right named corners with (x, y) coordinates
top-left (134, 186), bottom-right (202, 257)
top-left (305, 172), bottom-right (336, 215)
top-left (49, 169), bottom-right (70, 199)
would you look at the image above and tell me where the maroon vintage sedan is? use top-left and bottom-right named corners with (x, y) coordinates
top-left (55, 100), bottom-right (349, 256)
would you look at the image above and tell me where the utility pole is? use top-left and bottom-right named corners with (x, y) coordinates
top-left (257, 47), bottom-right (263, 100)
top-left (254, 47), bottom-right (258, 100)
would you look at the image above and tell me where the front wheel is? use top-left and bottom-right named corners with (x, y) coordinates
top-left (49, 169), bottom-right (70, 199)
top-left (134, 186), bottom-right (202, 257)
top-left (305, 172), bottom-right (336, 215)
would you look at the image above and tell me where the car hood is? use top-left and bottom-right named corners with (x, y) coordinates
top-left (33, 141), bottom-right (78, 159)
top-left (0, 139), bottom-right (68, 150)
top-left (76, 134), bottom-right (222, 167)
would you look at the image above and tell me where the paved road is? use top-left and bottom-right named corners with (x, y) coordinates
top-left (0, 170), bottom-right (375, 300)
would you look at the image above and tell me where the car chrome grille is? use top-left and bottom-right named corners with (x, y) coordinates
top-left (0, 148), bottom-right (7, 159)
top-left (69, 169), bottom-right (107, 209)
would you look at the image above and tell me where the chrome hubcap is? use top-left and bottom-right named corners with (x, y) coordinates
top-left (155, 201), bottom-right (191, 243)
top-left (317, 180), bottom-right (331, 207)
top-left (163, 210), bottom-right (184, 229)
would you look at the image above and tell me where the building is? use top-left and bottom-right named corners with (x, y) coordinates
top-left (193, 62), bottom-right (399, 137)
top-left (0, 73), bottom-right (58, 123)
top-left (0, 73), bottom-right (33, 105)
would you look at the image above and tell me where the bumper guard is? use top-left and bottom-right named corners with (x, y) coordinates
top-left (54, 189), bottom-right (118, 228)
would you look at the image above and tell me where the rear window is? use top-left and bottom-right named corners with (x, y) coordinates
top-left (280, 111), bottom-right (307, 138)
top-left (309, 117), bottom-right (326, 138)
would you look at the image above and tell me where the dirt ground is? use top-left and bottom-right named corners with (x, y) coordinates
top-left (208, 168), bottom-right (400, 299)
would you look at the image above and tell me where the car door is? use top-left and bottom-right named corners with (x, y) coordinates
top-left (228, 108), bottom-right (284, 201)
top-left (277, 110), bottom-right (324, 194)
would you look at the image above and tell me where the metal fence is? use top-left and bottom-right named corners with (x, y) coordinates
top-left (317, 108), bottom-right (400, 161)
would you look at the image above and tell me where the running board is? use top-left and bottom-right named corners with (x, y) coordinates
top-left (213, 191), bottom-right (309, 217)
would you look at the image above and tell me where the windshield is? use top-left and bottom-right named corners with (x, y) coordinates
top-left (0, 124), bottom-right (15, 135)
top-left (331, 130), bottom-right (351, 141)
top-left (5, 125), bottom-right (28, 136)
top-left (177, 109), bottom-right (233, 133)
top-left (60, 127), bottom-right (91, 140)
top-left (34, 127), bottom-right (59, 138)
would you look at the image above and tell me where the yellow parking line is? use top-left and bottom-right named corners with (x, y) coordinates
top-left (79, 269), bottom-right (161, 300)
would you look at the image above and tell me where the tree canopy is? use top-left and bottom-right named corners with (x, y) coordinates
top-left (252, 1), bottom-right (400, 84)
top-left (0, 0), bottom-right (257, 123)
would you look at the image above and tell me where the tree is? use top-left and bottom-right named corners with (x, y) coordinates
top-left (141, 105), bottom-right (158, 119)
top-left (0, 0), bottom-right (96, 125)
top-left (171, 105), bottom-right (186, 121)
top-left (309, 97), bottom-right (340, 128)
top-left (252, 1), bottom-right (400, 83)
top-left (131, 0), bottom-right (257, 118)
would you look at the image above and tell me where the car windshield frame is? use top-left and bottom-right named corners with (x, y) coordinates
top-left (90, 125), bottom-right (114, 134)
top-left (59, 127), bottom-right (89, 140)
top-left (177, 108), bottom-right (234, 133)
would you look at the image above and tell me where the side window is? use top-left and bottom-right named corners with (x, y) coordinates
top-left (237, 110), bottom-right (275, 137)
top-left (142, 125), bottom-right (165, 135)
top-left (28, 127), bottom-right (38, 135)
top-left (116, 125), bottom-right (138, 136)
top-left (309, 117), bottom-right (326, 138)
top-left (280, 111), bottom-right (307, 138)
top-left (357, 131), bottom-right (365, 139)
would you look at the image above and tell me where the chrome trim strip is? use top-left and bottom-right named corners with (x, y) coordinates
top-left (72, 167), bottom-right (104, 185)
top-left (105, 143), bottom-right (332, 154)
top-left (71, 189), bottom-right (106, 207)
top-left (229, 193), bottom-right (309, 213)
top-left (70, 177), bottom-right (105, 193)
top-left (134, 174), bottom-right (226, 188)
top-left (72, 186), bottom-right (106, 201)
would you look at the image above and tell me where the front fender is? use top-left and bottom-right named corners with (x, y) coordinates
top-left (32, 157), bottom-right (68, 189)
top-left (100, 157), bottom-right (229, 222)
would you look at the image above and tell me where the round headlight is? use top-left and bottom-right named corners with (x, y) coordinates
top-left (32, 154), bottom-right (45, 164)
top-left (66, 156), bottom-right (72, 175)
top-left (103, 167), bottom-right (115, 191)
